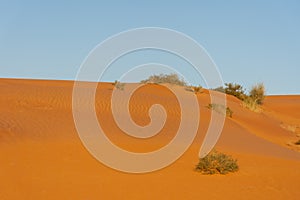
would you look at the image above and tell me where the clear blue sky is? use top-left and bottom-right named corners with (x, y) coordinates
top-left (0, 0), bottom-right (299, 94)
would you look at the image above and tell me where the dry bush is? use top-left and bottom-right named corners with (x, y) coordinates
top-left (193, 85), bottom-right (203, 93)
top-left (185, 86), bottom-right (194, 92)
top-left (186, 85), bottom-right (203, 94)
top-left (249, 83), bottom-right (265, 105)
top-left (140, 73), bottom-right (187, 86)
top-left (112, 80), bottom-right (125, 90)
top-left (212, 86), bottom-right (225, 93)
top-left (195, 150), bottom-right (239, 175)
top-left (242, 96), bottom-right (261, 112)
top-left (242, 83), bottom-right (265, 112)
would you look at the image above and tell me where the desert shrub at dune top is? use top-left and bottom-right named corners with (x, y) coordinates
top-left (141, 73), bottom-right (207, 95)
top-left (139, 74), bottom-right (266, 112)
top-left (224, 83), bottom-right (247, 101)
top-left (140, 73), bottom-right (187, 86)
top-left (185, 85), bottom-right (204, 94)
top-left (215, 82), bottom-right (266, 112)
top-left (211, 86), bottom-right (225, 93)
top-left (249, 83), bottom-right (265, 105)
top-left (191, 85), bottom-right (203, 94)
top-left (242, 83), bottom-right (266, 112)
top-left (112, 80), bottom-right (125, 90)
top-left (195, 150), bottom-right (239, 175)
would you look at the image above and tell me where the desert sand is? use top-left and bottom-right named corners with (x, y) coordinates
top-left (0, 78), bottom-right (300, 200)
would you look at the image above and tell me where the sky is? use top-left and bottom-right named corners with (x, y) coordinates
top-left (0, 0), bottom-right (299, 94)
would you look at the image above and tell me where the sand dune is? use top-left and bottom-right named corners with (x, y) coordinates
top-left (0, 78), bottom-right (300, 199)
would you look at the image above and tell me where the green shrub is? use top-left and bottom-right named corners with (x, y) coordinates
top-left (140, 73), bottom-right (187, 86)
top-left (207, 103), bottom-right (233, 118)
top-left (112, 80), bottom-right (125, 90)
top-left (224, 83), bottom-right (246, 100)
top-left (195, 150), bottom-right (239, 175)
top-left (249, 83), bottom-right (265, 105)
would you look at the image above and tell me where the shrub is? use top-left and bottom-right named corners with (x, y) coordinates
top-left (193, 85), bottom-right (203, 93)
top-left (226, 107), bottom-right (233, 118)
top-left (242, 83), bottom-right (265, 112)
top-left (112, 80), bottom-right (125, 90)
top-left (212, 86), bottom-right (225, 93)
top-left (249, 83), bottom-right (265, 105)
top-left (242, 96), bottom-right (261, 112)
top-left (195, 150), bottom-right (239, 175)
top-left (207, 103), bottom-right (233, 118)
top-left (210, 82), bottom-right (266, 112)
top-left (185, 86), bottom-right (195, 92)
top-left (224, 83), bottom-right (246, 101)
top-left (140, 73), bottom-right (187, 86)
top-left (295, 140), bottom-right (300, 145)
top-left (186, 85), bottom-right (203, 94)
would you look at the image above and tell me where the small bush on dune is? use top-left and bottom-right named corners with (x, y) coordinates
top-left (193, 85), bottom-right (203, 93)
top-left (212, 86), bottom-right (225, 93)
top-left (207, 103), bottom-right (233, 118)
top-left (186, 85), bottom-right (204, 94)
top-left (140, 73), bottom-right (187, 86)
top-left (249, 83), bottom-right (265, 105)
top-left (226, 107), bottom-right (233, 118)
top-left (112, 80), bottom-right (125, 90)
top-left (242, 83), bottom-right (265, 112)
top-left (185, 86), bottom-right (194, 92)
top-left (195, 150), bottom-right (239, 175)
top-left (295, 140), bottom-right (300, 145)
top-left (242, 96), bottom-right (261, 112)
top-left (224, 83), bottom-right (246, 101)
top-left (220, 82), bottom-right (265, 112)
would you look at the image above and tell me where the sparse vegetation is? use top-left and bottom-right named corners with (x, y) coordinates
top-left (213, 82), bottom-right (266, 112)
top-left (185, 86), bottom-right (194, 92)
top-left (295, 140), bottom-right (300, 145)
top-left (249, 83), bottom-right (265, 105)
top-left (195, 150), bottom-right (239, 175)
top-left (226, 107), bottom-right (233, 118)
top-left (140, 73), bottom-right (187, 86)
top-left (242, 96), bottom-right (261, 112)
top-left (139, 75), bottom-right (266, 113)
top-left (212, 86), bottom-right (225, 93)
top-left (185, 85), bottom-right (203, 94)
top-left (193, 85), bottom-right (203, 93)
top-left (280, 123), bottom-right (298, 133)
top-left (207, 103), bottom-right (233, 118)
top-left (242, 83), bottom-right (265, 112)
top-left (112, 80), bottom-right (125, 90)
top-left (224, 83), bottom-right (246, 101)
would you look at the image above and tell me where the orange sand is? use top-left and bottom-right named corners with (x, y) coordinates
top-left (0, 78), bottom-right (300, 200)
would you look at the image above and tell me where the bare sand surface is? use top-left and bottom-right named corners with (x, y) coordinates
top-left (0, 78), bottom-right (300, 199)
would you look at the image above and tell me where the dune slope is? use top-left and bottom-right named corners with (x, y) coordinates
top-left (0, 78), bottom-right (300, 200)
